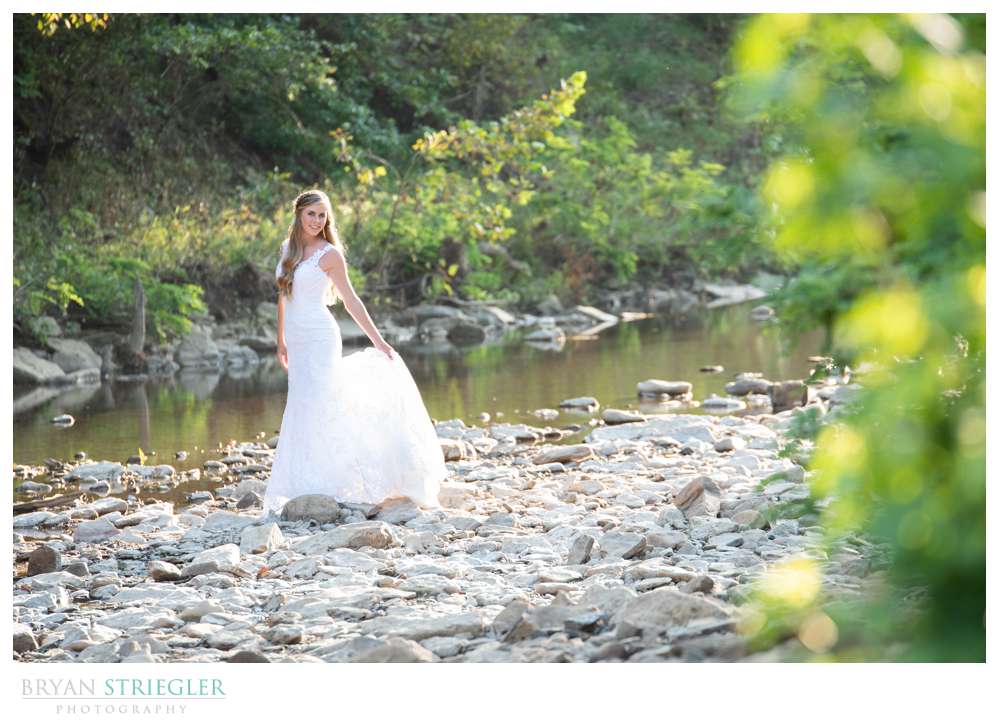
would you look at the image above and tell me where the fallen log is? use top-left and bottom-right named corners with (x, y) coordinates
top-left (13, 492), bottom-right (84, 514)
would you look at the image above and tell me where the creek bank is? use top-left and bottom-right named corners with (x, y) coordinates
top-left (13, 278), bottom-right (775, 393)
top-left (13, 393), bottom-right (878, 663)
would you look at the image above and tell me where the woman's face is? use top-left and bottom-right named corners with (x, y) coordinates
top-left (300, 202), bottom-right (328, 236)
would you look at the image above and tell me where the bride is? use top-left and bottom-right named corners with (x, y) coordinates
top-left (262, 189), bottom-right (447, 514)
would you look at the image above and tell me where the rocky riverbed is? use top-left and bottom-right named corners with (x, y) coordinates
top-left (12, 394), bottom-right (879, 664)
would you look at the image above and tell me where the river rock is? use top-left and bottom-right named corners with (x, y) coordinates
top-left (281, 494), bottom-right (341, 524)
top-left (236, 491), bottom-right (263, 509)
top-left (148, 561), bottom-right (183, 582)
top-left (637, 379), bottom-right (692, 398)
top-left (599, 532), bottom-right (647, 560)
top-left (725, 376), bottom-right (773, 396)
top-left (614, 588), bottom-right (731, 639)
top-left (240, 523), bottom-right (285, 554)
top-left (68, 461), bottom-right (124, 481)
top-left (187, 544), bottom-right (240, 574)
top-left (700, 395), bottom-right (746, 412)
top-left (264, 624), bottom-right (304, 645)
top-left (447, 323), bottom-right (487, 345)
top-left (567, 534), bottom-right (595, 565)
top-left (27, 546), bottom-right (61, 577)
top-left (13, 623), bottom-right (38, 653)
top-left (175, 324), bottom-right (222, 368)
top-left (73, 517), bottom-right (121, 543)
top-left (373, 498), bottom-right (422, 525)
top-left (532, 444), bottom-right (594, 465)
top-left (558, 396), bottom-right (599, 412)
top-left (351, 637), bottom-right (435, 663)
top-left (769, 380), bottom-right (809, 413)
top-left (360, 611), bottom-right (486, 641)
top-left (714, 436), bottom-right (746, 453)
top-left (46, 338), bottom-right (102, 373)
top-left (13, 347), bottom-right (65, 385)
top-left (292, 522), bottom-right (402, 555)
top-left (673, 476), bottom-right (722, 519)
top-left (602, 409), bottom-right (646, 425)
top-left (440, 438), bottom-right (472, 461)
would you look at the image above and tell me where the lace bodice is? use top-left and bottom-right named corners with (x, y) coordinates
top-left (276, 239), bottom-right (339, 312)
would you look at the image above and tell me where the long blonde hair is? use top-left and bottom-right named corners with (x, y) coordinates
top-left (276, 189), bottom-right (346, 299)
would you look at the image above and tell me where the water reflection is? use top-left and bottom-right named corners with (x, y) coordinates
top-left (12, 304), bottom-right (821, 469)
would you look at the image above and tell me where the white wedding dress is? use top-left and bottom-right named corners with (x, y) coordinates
top-left (262, 240), bottom-right (446, 514)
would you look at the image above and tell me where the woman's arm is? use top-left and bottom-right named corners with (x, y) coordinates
top-left (319, 248), bottom-right (395, 359)
top-left (276, 292), bottom-right (288, 371)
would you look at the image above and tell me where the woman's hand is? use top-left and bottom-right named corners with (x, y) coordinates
top-left (277, 341), bottom-right (289, 372)
top-left (374, 339), bottom-right (396, 360)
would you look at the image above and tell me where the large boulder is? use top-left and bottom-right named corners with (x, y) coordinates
top-left (174, 324), bottom-right (222, 368)
top-left (46, 338), bottom-right (102, 373)
top-left (13, 348), bottom-right (64, 385)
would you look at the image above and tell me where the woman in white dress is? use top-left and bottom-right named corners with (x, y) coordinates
top-left (262, 189), bottom-right (446, 514)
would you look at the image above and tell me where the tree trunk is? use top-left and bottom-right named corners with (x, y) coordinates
top-left (127, 276), bottom-right (145, 355)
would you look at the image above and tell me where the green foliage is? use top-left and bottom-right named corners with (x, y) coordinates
top-left (11, 13), bottom-right (784, 339)
top-left (731, 13), bottom-right (985, 661)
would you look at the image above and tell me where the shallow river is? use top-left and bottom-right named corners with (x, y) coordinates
top-left (13, 304), bottom-right (821, 472)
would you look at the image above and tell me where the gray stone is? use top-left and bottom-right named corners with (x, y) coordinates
top-left (47, 338), bottom-right (102, 373)
top-left (615, 588), bottom-right (731, 639)
top-left (69, 461), bottom-right (125, 481)
top-left (770, 380), bottom-right (809, 413)
top-left (724, 376), bottom-right (772, 396)
top-left (27, 545), bottom-right (61, 577)
top-left (175, 324), bottom-right (222, 368)
top-left (714, 436), bottom-right (747, 453)
top-left (292, 522), bottom-right (402, 555)
top-left (373, 498), bottom-right (422, 525)
top-left (14, 347), bottom-right (65, 384)
top-left (281, 494), bottom-right (341, 524)
top-left (360, 611), bottom-right (486, 641)
top-left (599, 532), bottom-right (647, 560)
top-left (73, 517), bottom-right (121, 543)
top-left (532, 444), bottom-right (595, 465)
top-left (13, 623), bottom-right (38, 653)
top-left (148, 561), bottom-right (183, 582)
top-left (240, 523), bottom-right (285, 554)
top-left (637, 379), bottom-right (692, 397)
top-left (602, 409), bottom-right (647, 425)
top-left (350, 637), bottom-right (434, 663)
top-left (673, 476), bottom-right (722, 519)
top-left (236, 491), bottom-right (263, 509)
top-left (558, 396), bottom-right (600, 412)
top-left (567, 534), bottom-right (595, 565)
top-left (264, 624), bottom-right (304, 645)
top-left (202, 511), bottom-right (257, 531)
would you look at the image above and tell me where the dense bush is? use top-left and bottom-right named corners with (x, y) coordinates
top-left (729, 13), bottom-right (985, 661)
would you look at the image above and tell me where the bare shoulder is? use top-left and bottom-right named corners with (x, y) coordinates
top-left (318, 244), bottom-right (347, 272)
